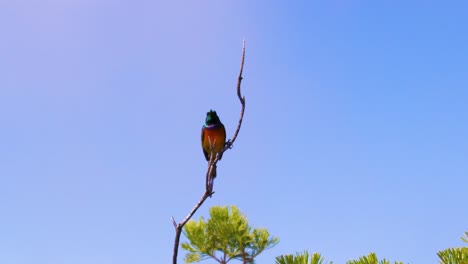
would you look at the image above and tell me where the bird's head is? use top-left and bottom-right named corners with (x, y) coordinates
top-left (205, 110), bottom-right (221, 126)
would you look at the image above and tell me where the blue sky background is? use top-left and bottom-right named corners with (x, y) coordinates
top-left (1, 1), bottom-right (467, 263)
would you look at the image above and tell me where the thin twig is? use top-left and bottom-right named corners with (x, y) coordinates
top-left (171, 40), bottom-right (247, 264)
top-left (206, 38), bottom-right (246, 194)
top-left (172, 191), bottom-right (212, 264)
top-left (225, 38), bottom-right (246, 150)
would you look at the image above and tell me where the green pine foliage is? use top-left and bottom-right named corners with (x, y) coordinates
top-left (437, 247), bottom-right (468, 264)
top-left (346, 253), bottom-right (403, 264)
top-left (462, 232), bottom-right (468, 243)
top-left (182, 207), bottom-right (465, 264)
top-left (437, 230), bottom-right (468, 264)
top-left (275, 250), bottom-right (331, 264)
top-left (181, 205), bottom-right (279, 264)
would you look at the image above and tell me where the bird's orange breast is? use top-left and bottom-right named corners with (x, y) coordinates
top-left (202, 125), bottom-right (226, 159)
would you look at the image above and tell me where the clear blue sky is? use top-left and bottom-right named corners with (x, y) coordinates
top-left (1, 1), bottom-right (467, 263)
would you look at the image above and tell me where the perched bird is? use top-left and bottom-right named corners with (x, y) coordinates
top-left (201, 110), bottom-right (226, 178)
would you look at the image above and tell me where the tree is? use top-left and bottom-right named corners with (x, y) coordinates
top-left (181, 205), bottom-right (279, 264)
top-left (275, 250), bottom-right (331, 264)
top-left (346, 253), bottom-right (403, 264)
top-left (437, 230), bottom-right (468, 264)
top-left (437, 247), bottom-right (468, 264)
top-left (276, 231), bottom-right (468, 264)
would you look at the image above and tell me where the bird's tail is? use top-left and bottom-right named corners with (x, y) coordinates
top-left (211, 164), bottom-right (217, 178)
top-left (207, 164), bottom-right (217, 192)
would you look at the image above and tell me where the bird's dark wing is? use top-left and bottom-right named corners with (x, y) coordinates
top-left (217, 124), bottom-right (227, 161)
top-left (201, 127), bottom-right (210, 161)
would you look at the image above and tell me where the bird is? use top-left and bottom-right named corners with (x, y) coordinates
top-left (201, 110), bottom-right (226, 178)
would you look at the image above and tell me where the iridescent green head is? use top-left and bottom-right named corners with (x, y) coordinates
top-left (205, 110), bottom-right (222, 126)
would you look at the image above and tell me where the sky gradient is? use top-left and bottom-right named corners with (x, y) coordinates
top-left (1, 1), bottom-right (467, 263)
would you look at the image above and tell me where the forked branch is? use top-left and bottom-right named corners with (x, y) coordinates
top-left (171, 40), bottom-right (247, 264)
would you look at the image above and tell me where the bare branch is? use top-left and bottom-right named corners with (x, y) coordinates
top-left (172, 191), bottom-right (212, 264)
top-left (172, 40), bottom-right (247, 264)
top-left (225, 38), bottom-right (246, 150)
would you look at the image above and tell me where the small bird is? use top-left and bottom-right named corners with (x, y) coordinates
top-left (201, 110), bottom-right (226, 178)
